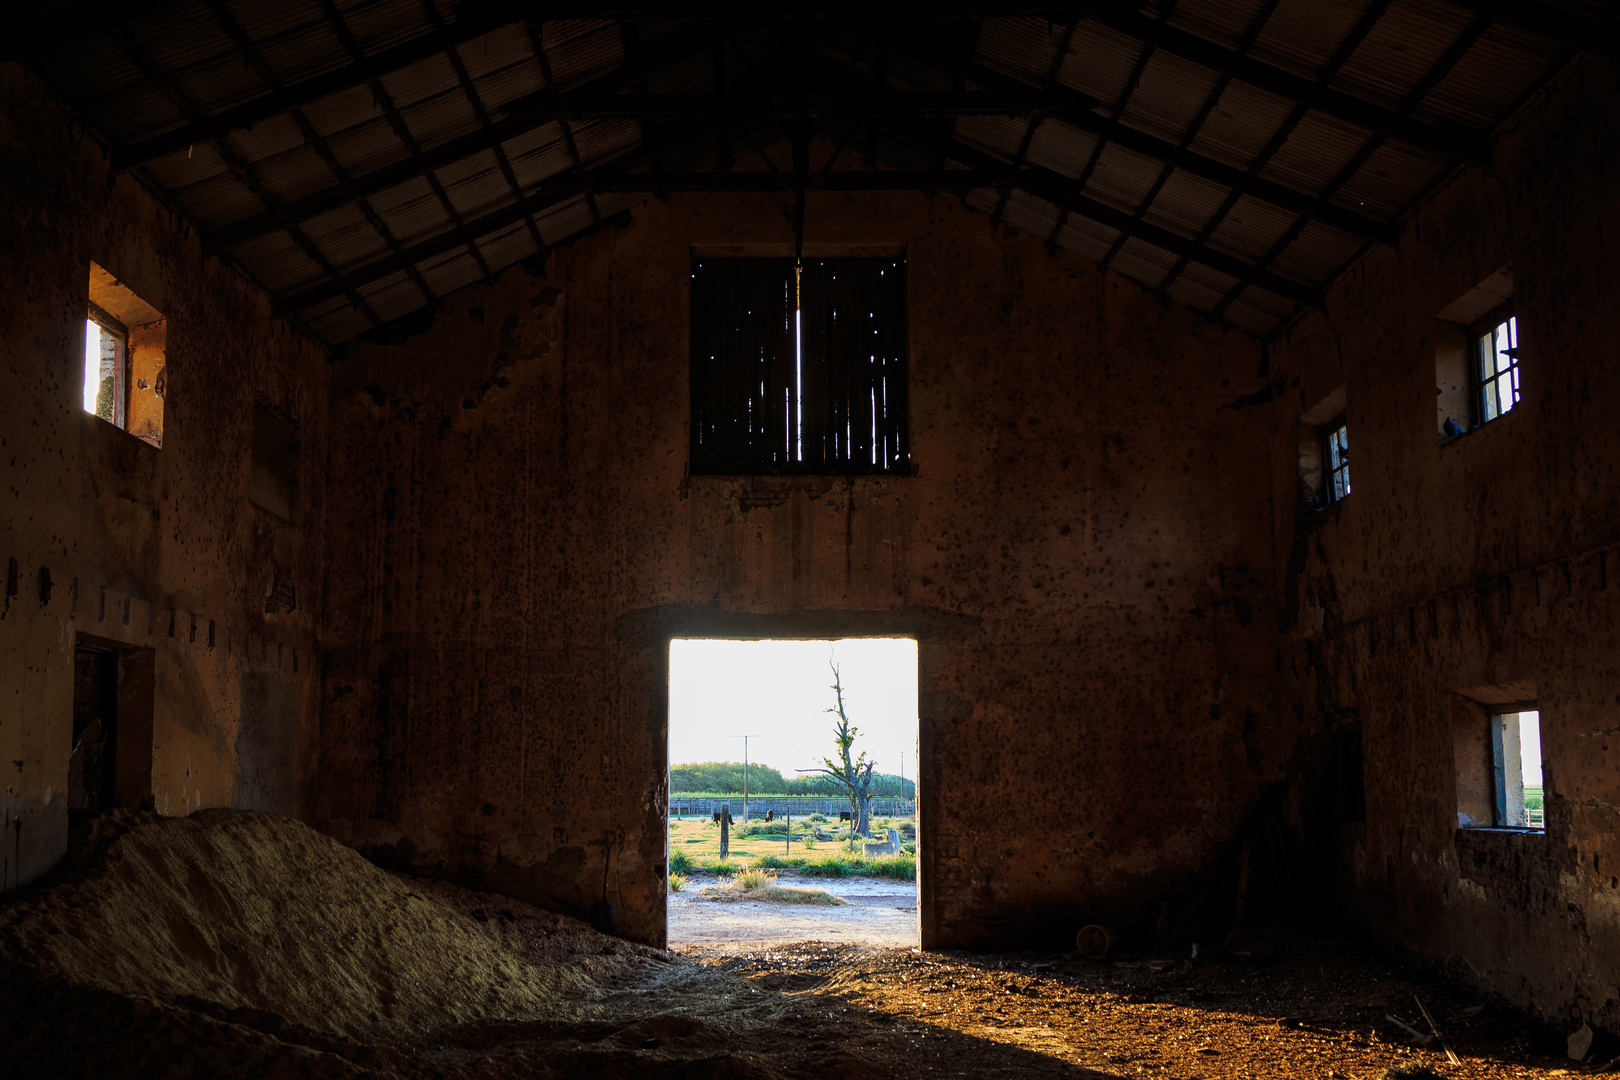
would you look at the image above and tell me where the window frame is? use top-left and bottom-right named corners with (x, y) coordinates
top-left (85, 302), bottom-right (130, 430)
top-left (688, 255), bottom-right (911, 478)
top-left (1470, 302), bottom-right (1520, 427)
top-left (1322, 417), bottom-right (1350, 504)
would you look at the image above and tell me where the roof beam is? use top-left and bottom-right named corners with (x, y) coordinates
top-left (1446, 0), bottom-right (1619, 57)
top-left (201, 21), bottom-right (746, 254)
top-left (930, 137), bottom-right (1323, 308)
top-left (497, 88), bottom-right (1107, 118)
top-left (1086, 10), bottom-right (1493, 166)
top-left (110, 9), bottom-right (509, 171)
top-left (274, 162), bottom-right (1323, 317)
top-left (0, 0), bottom-right (179, 60)
top-left (871, 37), bottom-right (1398, 246)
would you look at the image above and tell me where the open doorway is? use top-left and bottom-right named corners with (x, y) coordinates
top-left (70, 638), bottom-right (155, 811)
top-left (666, 637), bottom-right (918, 950)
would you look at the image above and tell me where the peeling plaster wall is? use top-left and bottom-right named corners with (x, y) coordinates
top-left (319, 185), bottom-right (1281, 949)
top-left (1269, 58), bottom-right (1620, 1030)
top-left (0, 64), bottom-right (329, 890)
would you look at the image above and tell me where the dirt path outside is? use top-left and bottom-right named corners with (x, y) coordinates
top-left (670, 872), bottom-right (918, 949)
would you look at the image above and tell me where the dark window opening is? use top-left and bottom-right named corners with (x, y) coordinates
top-left (1324, 420), bottom-right (1350, 503)
top-left (249, 403), bottom-right (300, 522)
top-left (70, 640), bottom-right (155, 811)
top-left (690, 257), bottom-right (908, 475)
top-left (1474, 306), bottom-right (1520, 425)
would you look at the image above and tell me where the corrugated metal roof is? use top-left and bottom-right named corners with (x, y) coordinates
top-left (20, 6), bottom-right (1588, 341)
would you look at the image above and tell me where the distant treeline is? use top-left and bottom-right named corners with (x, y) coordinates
top-left (670, 761), bottom-right (915, 798)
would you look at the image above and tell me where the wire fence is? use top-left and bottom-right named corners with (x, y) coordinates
top-left (669, 796), bottom-right (914, 819)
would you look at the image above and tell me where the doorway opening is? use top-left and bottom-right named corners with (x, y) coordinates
top-left (70, 638), bottom-right (155, 811)
top-left (666, 637), bottom-right (918, 950)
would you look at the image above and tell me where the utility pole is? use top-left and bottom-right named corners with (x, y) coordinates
top-left (732, 734), bottom-right (758, 823)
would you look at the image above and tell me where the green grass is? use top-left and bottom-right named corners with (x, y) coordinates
top-left (668, 873), bottom-right (687, 892)
top-left (668, 850), bottom-right (695, 874)
top-left (1525, 785), bottom-right (1545, 810)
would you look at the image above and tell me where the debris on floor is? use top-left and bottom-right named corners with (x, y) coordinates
top-left (0, 810), bottom-right (1590, 1078)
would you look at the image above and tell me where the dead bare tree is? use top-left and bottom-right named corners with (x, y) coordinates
top-left (798, 662), bottom-right (876, 840)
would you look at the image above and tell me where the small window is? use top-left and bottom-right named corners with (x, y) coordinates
top-left (84, 262), bottom-right (166, 447)
top-left (1474, 308), bottom-right (1520, 424)
top-left (249, 403), bottom-right (300, 522)
top-left (690, 256), bottom-right (908, 475)
top-left (1324, 420), bottom-right (1350, 502)
top-left (1297, 386), bottom-right (1347, 510)
top-left (1454, 684), bottom-right (1543, 830)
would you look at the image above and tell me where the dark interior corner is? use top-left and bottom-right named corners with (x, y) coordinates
top-left (3, 2), bottom-right (1619, 1076)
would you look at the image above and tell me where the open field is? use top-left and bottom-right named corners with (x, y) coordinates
top-left (667, 816), bottom-right (917, 879)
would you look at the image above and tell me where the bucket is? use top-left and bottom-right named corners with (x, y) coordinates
top-left (1076, 924), bottom-right (1116, 959)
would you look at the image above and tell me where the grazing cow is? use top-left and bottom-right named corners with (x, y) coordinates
top-left (765, 809), bottom-right (775, 822)
top-left (839, 812), bottom-right (852, 822)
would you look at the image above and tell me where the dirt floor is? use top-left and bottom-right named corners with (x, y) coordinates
top-left (670, 872), bottom-right (918, 948)
top-left (0, 810), bottom-right (1596, 1079)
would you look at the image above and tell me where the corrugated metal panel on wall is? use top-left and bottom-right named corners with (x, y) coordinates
top-left (1110, 236), bottom-right (1177, 290)
top-left (1207, 194), bottom-right (1298, 262)
top-left (1269, 220), bottom-right (1366, 285)
top-left (355, 268), bottom-right (424, 323)
top-left (572, 118), bottom-right (642, 164)
top-left (301, 202), bottom-right (387, 272)
top-left (318, 113), bottom-right (410, 179)
top-left (303, 302), bottom-right (374, 343)
top-left (1058, 23), bottom-right (1153, 106)
top-left (975, 16), bottom-right (1063, 84)
top-left (1054, 213), bottom-right (1121, 266)
top-left (417, 248), bottom-right (487, 301)
top-left (536, 195), bottom-right (595, 245)
top-left (231, 231), bottom-right (326, 295)
top-left (506, 127), bottom-right (577, 190)
top-left (1260, 111), bottom-right (1369, 197)
top-left (438, 155), bottom-right (515, 221)
top-left (1332, 139), bottom-right (1447, 220)
top-left (338, 0), bottom-right (437, 56)
top-left (1119, 50), bottom-right (1228, 146)
top-left (1415, 23), bottom-right (1564, 129)
top-left (1331, 0), bottom-right (1474, 110)
top-left (1000, 189), bottom-right (1062, 239)
top-left (542, 19), bottom-right (625, 88)
top-left (1249, 0), bottom-right (1375, 80)
top-left (1167, 0), bottom-right (1276, 52)
top-left (1083, 141), bottom-right (1168, 215)
top-left (1139, 169), bottom-right (1230, 238)
top-left (1025, 120), bottom-right (1100, 180)
top-left (470, 221), bottom-right (538, 280)
top-left (1190, 81), bottom-right (1300, 171)
top-left (952, 114), bottom-right (1026, 162)
top-left (1165, 259), bottom-right (1241, 313)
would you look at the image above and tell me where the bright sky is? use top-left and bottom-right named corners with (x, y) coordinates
top-left (1518, 710), bottom-right (1543, 787)
top-left (668, 638), bottom-right (918, 780)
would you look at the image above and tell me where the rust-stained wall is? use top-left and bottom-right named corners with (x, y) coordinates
top-left (0, 63), bottom-right (329, 889)
top-left (318, 180), bottom-right (1282, 948)
top-left (1270, 58), bottom-right (1620, 1030)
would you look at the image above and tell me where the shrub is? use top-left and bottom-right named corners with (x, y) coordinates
top-left (868, 853), bottom-right (916, 879)
top-left (752, 853), bottom-right (807, 870)
top-left (902, 843), bottom-right (917, 854)
top-left (669, 851), bottom-right (695, 874)
top-left (739, 821), bottom-right (789, 836)
top-left (799, 855), bottom-right (854, 878)
top-left (734, 868), bottom-right (775, 892)
top-left (800, 837), bottom-right (818, 850)
top-left (668, 873), bottom-right (687, 892)
top-left (709, 858), bottom-right (739, 876)
top-left (806, 813), bottom-right (827, 823)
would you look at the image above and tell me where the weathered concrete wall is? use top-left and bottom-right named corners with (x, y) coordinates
top-left (319, 178), bottom-right (1283, 948)
top-left (0, 63), bottom-right (329, 890)
top-left (1269, 58), bottom-right (1620, 1030)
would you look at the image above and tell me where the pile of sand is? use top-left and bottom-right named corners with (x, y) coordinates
top-left (0, 809), bottom-right (643, 1043)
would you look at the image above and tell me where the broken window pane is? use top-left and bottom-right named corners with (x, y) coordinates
top-left (1476, 313), bottom-right (1520, 423)
top-left (690, 257), bottom-right (908, 475)
top-left (1326, 421), bottom-right (1350, 501)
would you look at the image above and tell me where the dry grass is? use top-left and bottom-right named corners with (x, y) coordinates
top-left (705, 869), bottom-right (847, 906)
